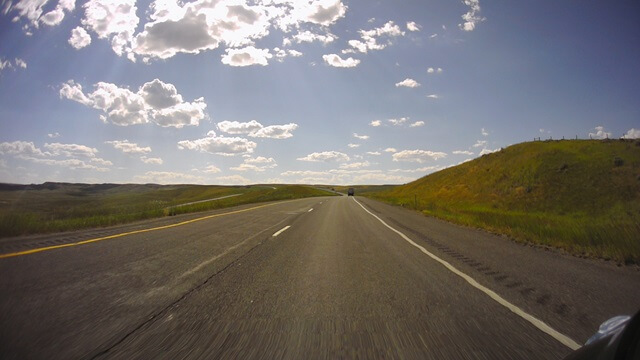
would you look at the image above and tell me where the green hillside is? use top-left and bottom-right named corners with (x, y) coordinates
top-left (369, 140), bottom-right (640, 263)
top-left (0, 183), bottom-right (336, 237)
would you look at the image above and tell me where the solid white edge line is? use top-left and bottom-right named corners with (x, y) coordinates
top-left (272, 225), bottom-right (291, 237)
top-left (352, 197), bottom-right (581, 351)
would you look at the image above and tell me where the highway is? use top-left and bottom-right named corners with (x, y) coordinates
top-left (1, 195), bottom-right (639, 359)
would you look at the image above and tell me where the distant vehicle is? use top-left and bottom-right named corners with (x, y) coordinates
top-left (347, 188), bottom-right (354, 196)
top-left (564, 308), bottom-right (640, 360)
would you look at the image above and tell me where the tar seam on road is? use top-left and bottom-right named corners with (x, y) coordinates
top-left (178, 217), bottom-right (291, 280)
top-left (352, 197), bottom-right (582, 351)
top-left (0, 199), bottom-right (303, 259)
top-left (88, 224), bottom-right (278, 360)
top-left (272, 225), bottom-right (291, 237)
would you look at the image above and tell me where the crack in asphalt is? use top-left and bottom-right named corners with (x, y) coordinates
top-left (88, 212), bottom-right (305, 359)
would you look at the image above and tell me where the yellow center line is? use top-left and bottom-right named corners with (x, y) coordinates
top-left (0, 200), bottom-right (297, 259)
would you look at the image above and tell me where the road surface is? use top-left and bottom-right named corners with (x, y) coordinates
top-left (1, 196), bottom-right (639, 359)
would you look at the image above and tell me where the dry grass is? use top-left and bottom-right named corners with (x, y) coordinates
top-left (368, 140), bottom-right (640, 263)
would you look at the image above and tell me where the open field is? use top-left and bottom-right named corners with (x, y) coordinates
top-left (0, 183), bottom-right (336, 237)
top-left (367, 140), bottom-right (640, 264)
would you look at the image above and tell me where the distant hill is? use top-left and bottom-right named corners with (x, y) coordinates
top-left (369, 139), bottom-right (640, 263)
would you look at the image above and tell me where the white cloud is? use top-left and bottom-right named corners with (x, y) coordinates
top-left (217, 120), bottom-right (298, 139)
top-left (69, 26), bottom-right (92, 49)
top-left (392, 149), bottom-right (447, 163)
top-left (429, 33), bottom-right (438, 39)
top-left (395, 78), bottom-right (420, 88)
top-left (347, 143), bottom-right (360, 148)
top-left (384, 147), bottom-right (397, 153)
top-left (90, 157), bottom-right (113, 166)
top-left (481, 127), bottom-right (489, 136)
top-left (44, 143), bottom-right (98, 158)
top-left (323, 53), bottom-right (360, 68)
top-left (370, 120), bottom-right (382, 127)
top-left (221, 46), bottom-right (272, 67)
top-left (230, 163), bottom-right (265, 172)
top-left (459, 0), bottom-right (485, 32)
top-left (133, 6), bottom-right (218, 60)
top-left (218, 120), bottom-right (264, 135)
top-left (251, 123), bottom-right (298, 139)
top-left (105, 140), bottom-right (151, 154)
top-left (178, 131), bottom-right (257, 156)
top-left (472, 140), bottom-right (487, 148)
top-left (353, 133), bottom-right (369, 140)
top-left (388, 117), bottom-right (408, 126)
top-left (59, 80), bottom-right (92, 106)
top-left (622, 128), bottom-right (640, 139)
top-left (140, 156), bottom-right (163, 165)
top-left (297, 151), bottom-right (349, 162)
top-left (453, 150), bottom-right (474, 155)
top-left (82, 0), bottom-right (139, 57)
top-left (231, 156), bottom-right (277, 172)
top-left (277, 0), bottom-right (347, 29)
top-left (427, 67), bottom-right (443, 74)
top-left (215, 175), bottom-right (251, 185)
top-left (366, 151), bottom-right (381, 156)
top-left (9, 0), bottom-right (75, 31)
top-left (139, 78), bottom-right (182, 108)
top-left (0, 140), bottom-right (111, 171)
top-left (479, 148), bottom-right (499, 155)
top-left (40, 7), bottom-right (64, 26)
top-left (199, 165), bottom-right (222, 174)
top-left (152, 100), bottom-right (207, 128)
top-left (0, 141), bottom-right (48, 157)
top-left (47, 132), bottom-right (61, 138)
top-left (60, 79), bottom-right (206, 128)
top-left (589, 126), bottom-right (612, 139)
top-left (14, 58), bottom-right (27, 69)
top-left (345, 21), bottom-right (405, 54)
top-left (79, 82), bottom-right (149, 126)
top-left (273, 47), bottom-right (303, 62)
top-left (0, 57), bottom-right (27, 73)
top-left (410, 121), bottom-right (425, 127)
top-left (406, 21), bottom-right (420, 32)
top-left (129, 0), bottom-right (345, 62)
top-left (426, 94), bottom-right (440, 99)
top-left (286, 30), bottom-right (336, 45)
top-left (339, 161), bottom-right (370, 169)
top-left (22, 157), bottom-right (110, 171)
top-left (245, 156), bottom-right (276, 165)
top-left (9, 0), bottom-right (51, 26)
top-left (134, 171), bottom-right (204, 184)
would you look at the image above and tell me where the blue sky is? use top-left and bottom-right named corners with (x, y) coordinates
top-left (1, 0), bottom-right (639, 185)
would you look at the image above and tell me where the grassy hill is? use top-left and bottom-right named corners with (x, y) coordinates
top-left (368, 139), bottom-right (640, 264)
top-left (0, 183), bottom-right (336, 237)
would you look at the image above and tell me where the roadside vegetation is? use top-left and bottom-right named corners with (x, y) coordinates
top-left (0, 183), bottom-right (335, 237)
top-left (367, 139), bottom-right (640, 264)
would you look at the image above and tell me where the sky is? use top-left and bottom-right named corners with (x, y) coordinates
top-left (0, 0), bottom-right (639, 185)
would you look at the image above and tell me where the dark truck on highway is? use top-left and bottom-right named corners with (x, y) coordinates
top-left (347, 188), bottom-right (354, 196)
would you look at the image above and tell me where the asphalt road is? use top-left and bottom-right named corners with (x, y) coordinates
top-left (1, 196), bottom-right (639, 359)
